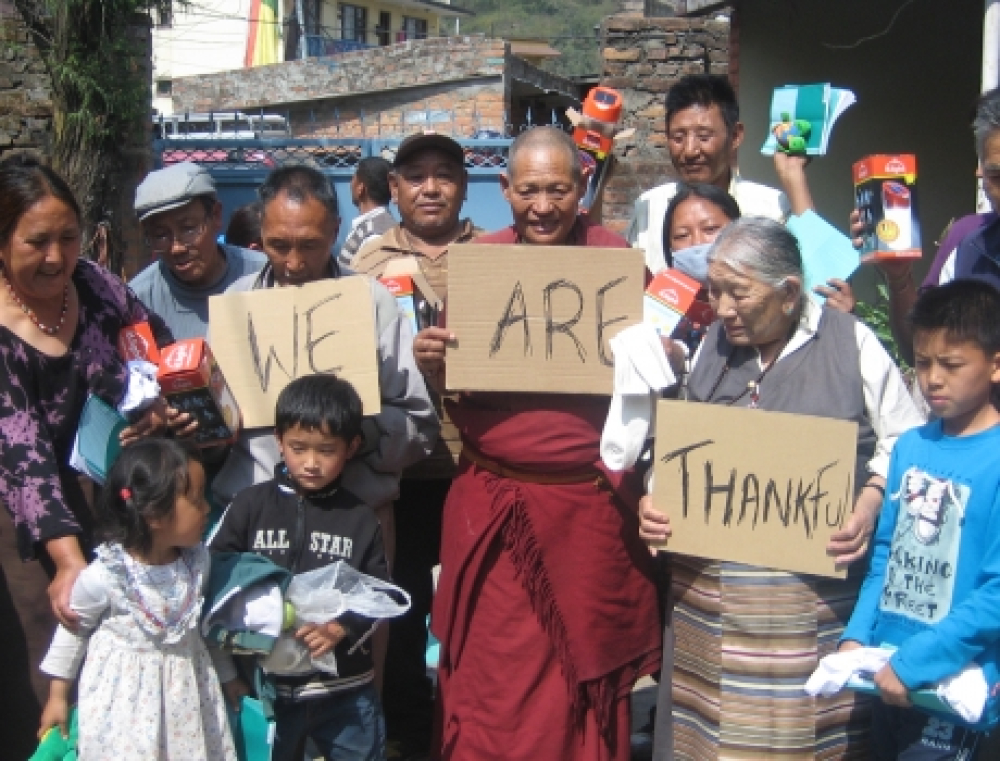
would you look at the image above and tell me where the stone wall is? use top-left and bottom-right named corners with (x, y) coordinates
top-left (598, 15), bottom-right (730, 233)
top-left (0, 9), bottom-right (52, 154)
top-left (171, 34), bottom-right (578, 140)
top-left (172, 36), bottom-right (510, 114)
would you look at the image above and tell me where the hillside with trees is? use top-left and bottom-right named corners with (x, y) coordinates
top-left (453, 0), bottom-right (622, 77)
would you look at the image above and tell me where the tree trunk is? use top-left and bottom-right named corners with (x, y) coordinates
top-left (49, 110), bottom-right (128, 272)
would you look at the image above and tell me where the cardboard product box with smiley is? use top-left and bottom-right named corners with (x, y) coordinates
top-left (853, 154), bottom-right (921, 262)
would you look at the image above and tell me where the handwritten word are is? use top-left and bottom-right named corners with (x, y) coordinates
top-left (489, 276), bottom-right (630, 366)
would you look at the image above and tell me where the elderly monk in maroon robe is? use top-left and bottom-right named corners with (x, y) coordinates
top-left (414, 127), bottom-right (661, 761)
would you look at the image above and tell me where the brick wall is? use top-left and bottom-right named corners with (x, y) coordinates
top-left (598, 15), bottom-right (729, 233)
top-left (172, 36), bottom-right (510, 114)
top-left (0, 11), bottom-right (52, 154)
top-left (289, 81), bottom-right (506, 138)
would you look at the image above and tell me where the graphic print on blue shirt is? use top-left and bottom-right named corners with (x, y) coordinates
top-left (880, 467), bottom-right (969, 625)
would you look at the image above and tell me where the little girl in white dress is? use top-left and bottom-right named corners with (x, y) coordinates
top-left (38, 439), bottom-right (243, 761)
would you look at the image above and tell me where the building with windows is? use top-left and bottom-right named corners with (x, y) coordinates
top-left (288, 0), bottom-right (471, 57)
top-left (159, 0), bottom-right (582, 142)
top-left (152, 0), bottom-right (472, 114)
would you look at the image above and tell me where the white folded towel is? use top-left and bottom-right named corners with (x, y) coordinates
top-left (805, 647), bottom-right (893, 697)
top-left (600, 323), bottom-right (676, 472)
top-left (938, 663), bottom-right (989, 724)
top-left (805, 647), bottom-right (988, 724)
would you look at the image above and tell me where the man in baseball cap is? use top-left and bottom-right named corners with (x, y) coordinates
top-left (391, 131), bottom-right (465, 169)
top-left (353, 132), bottom-right (473, 286)
top-left (129, 162), bottom-right (265, 340)
top-left (351, 131), bottom-right (478, 760)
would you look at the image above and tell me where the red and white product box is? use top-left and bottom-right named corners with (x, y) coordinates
top-left (380, 274), bottom-right (439, 334)
top-left (644, 268), bottom-right (714, 337)
top-left (380, 275), bottom-right (419, 335)
top-left (118, 322), bottom-right (161, 365)
top-left (853, 154), bottom-right (921, 261)
top-left (157, 339), bottom-right (240, 447)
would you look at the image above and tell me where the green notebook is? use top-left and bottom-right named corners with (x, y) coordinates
top-left (69, 395), bottom-right (128, 484)
top-left (761, 83), bottom-right (856, 156)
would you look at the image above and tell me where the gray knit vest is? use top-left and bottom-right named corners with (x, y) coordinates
top-left (687, 306), bottom-right (877, 492)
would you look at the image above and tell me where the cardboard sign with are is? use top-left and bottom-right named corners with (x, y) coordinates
top-left (446, 244), bottom-right (644, 394)
top-left (209, 277), bottom-right (381, 429)
top-left (651, 400), bottom-right (859, 578)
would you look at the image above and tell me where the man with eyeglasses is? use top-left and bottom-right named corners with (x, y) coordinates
top-left (130, 162), bottom-right (266, 340)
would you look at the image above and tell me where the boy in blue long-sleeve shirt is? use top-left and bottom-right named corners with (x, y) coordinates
top-left (842, 279), bottom-right (1000, 760)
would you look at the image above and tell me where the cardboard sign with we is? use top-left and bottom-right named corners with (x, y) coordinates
top-left (209, 278), bottom-right (382, 429)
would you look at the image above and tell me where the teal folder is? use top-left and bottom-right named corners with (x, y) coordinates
top-left (228, 697), bottom-right (274, 761)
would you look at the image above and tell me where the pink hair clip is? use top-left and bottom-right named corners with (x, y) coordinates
top-left (120, 488), bottom-right (132, 500)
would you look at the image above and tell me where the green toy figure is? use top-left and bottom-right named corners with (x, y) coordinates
top-left (772, 111), bottom-right (812, 154)
top-left (30, 706), bottom-right (78, 761)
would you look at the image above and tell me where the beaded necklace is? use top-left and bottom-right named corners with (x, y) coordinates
top-left (0, 268), bottom-right (69, 336)
top-left (124, 551), bottom-right (198, 632)
top-left (704, 332), bottom-right (794, 409)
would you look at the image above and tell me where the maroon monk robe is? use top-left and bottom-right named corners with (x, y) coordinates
top-left (431, 219), bottom-right (660, 761)
top-left (431, 393), bottom-right (661, 761)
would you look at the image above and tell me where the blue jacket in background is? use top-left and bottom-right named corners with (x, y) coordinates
top-left (954, 216), bottom-right (1000, 290)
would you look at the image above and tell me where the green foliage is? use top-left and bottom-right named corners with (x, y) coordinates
top-left (44, 1), bottom-right (169, 145)
top-left (454, 0), bottom-right (621, 77)
top-left (855, 283), bottom-right (909, 370)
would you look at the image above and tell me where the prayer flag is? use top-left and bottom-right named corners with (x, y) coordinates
top-left (245, 0), bottom-right (280, 67)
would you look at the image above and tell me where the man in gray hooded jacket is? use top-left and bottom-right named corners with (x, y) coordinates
top-left (212, 165), bottom-right (439, 569)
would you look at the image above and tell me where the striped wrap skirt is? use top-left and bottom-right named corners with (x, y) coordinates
top-left (670, 556), bottom-right (872, 760)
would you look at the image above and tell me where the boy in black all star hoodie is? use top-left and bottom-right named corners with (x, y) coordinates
top-left (210, 374), bottom-right (388, 760)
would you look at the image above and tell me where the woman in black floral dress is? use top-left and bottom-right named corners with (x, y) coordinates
top-left (0, 155), bottom-right (173, 757)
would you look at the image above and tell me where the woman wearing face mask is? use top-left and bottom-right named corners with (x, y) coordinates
top-left (660, 184), bottom-right (741, 353)
top-left (662, 177), bottom-right (857, 309)
top-left (662, 183), bottom-right (741, 272)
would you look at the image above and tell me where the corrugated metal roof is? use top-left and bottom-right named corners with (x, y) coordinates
top-left (509, 40), bottom-right (562, 59)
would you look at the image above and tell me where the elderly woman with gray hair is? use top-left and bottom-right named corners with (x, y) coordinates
top-left (639, 217), bottom-right (925, 759)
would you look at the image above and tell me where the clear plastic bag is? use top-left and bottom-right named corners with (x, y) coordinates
top-left (261, 561), bottom-right (410, 676)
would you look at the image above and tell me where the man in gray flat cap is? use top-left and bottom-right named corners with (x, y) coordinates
top-left (130, 162), bottom-right (266, 340)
